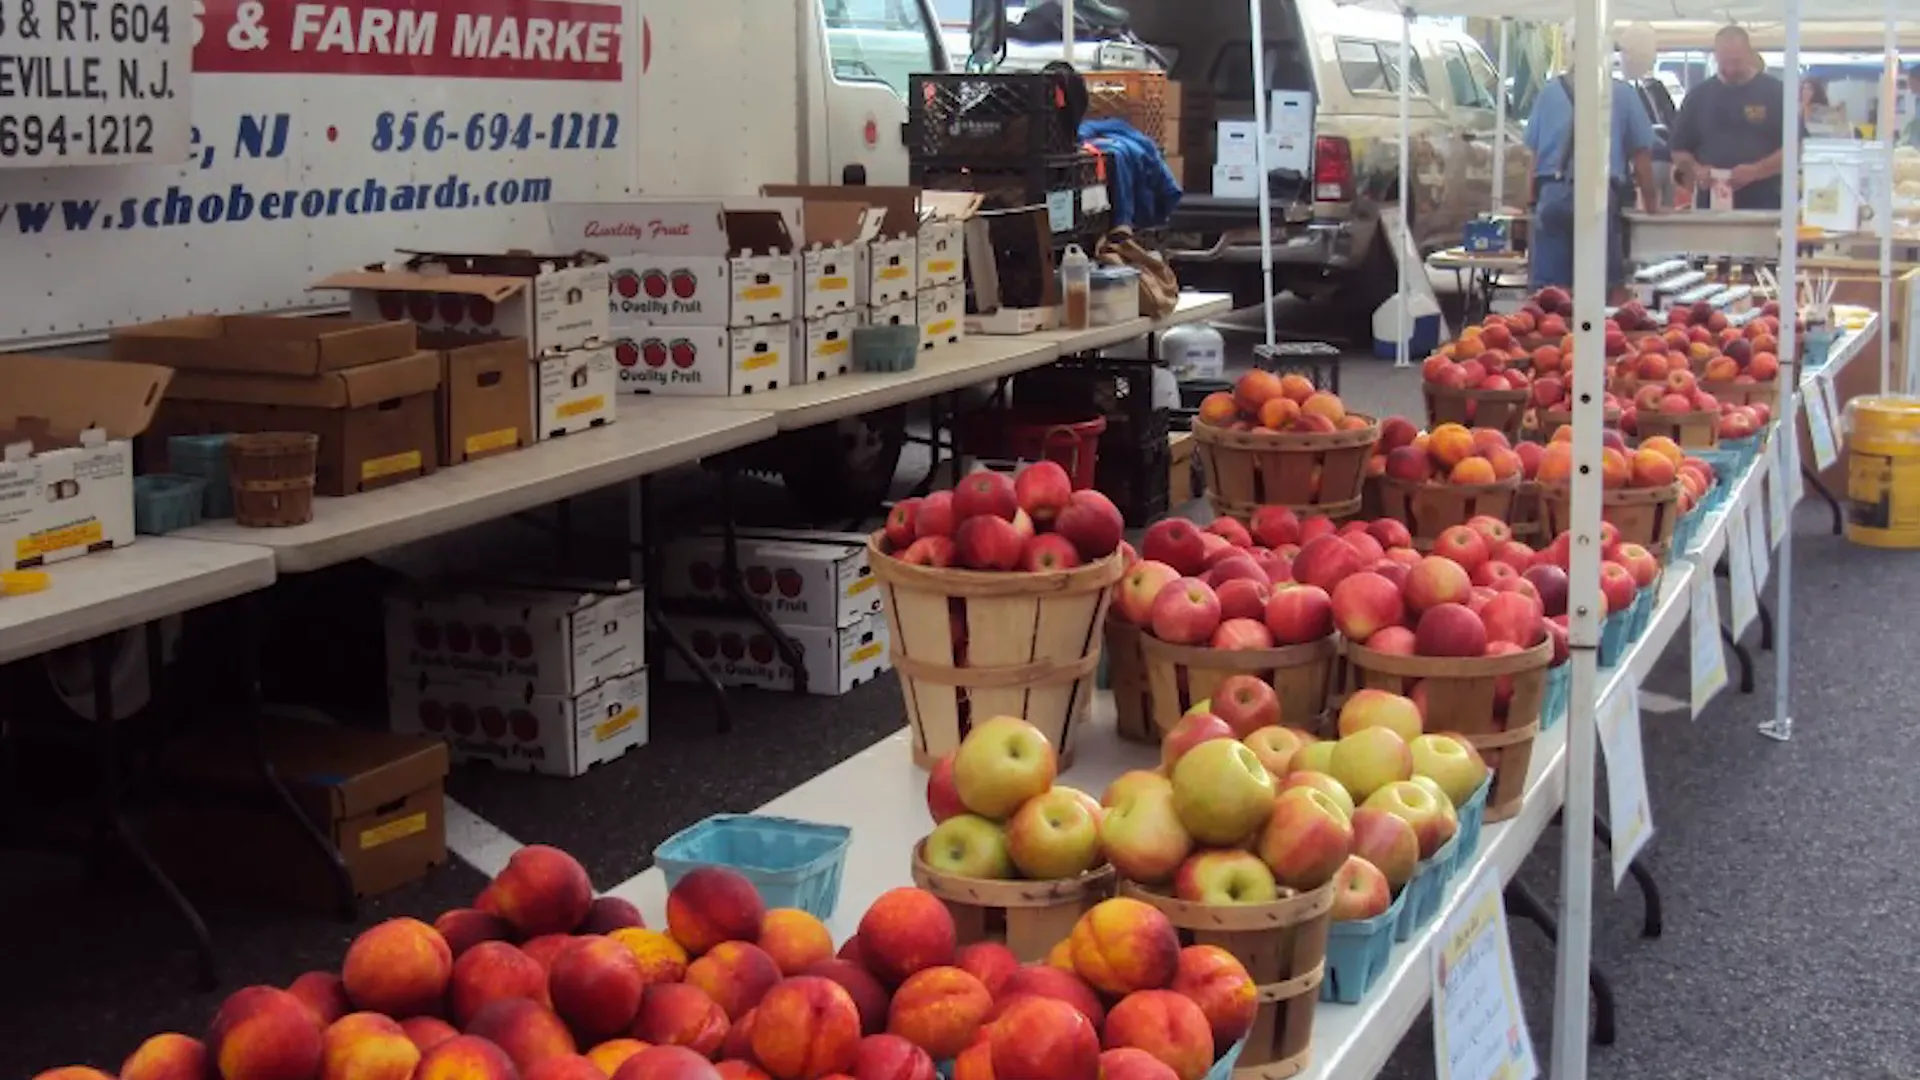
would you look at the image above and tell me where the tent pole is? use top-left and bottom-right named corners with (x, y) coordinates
top-left (1493, 18), bottom-right (1509, 212)
top-left (1764, 0), bottom-right (1804, 745)
top-left (1881, 0), bottom-right (1896, 394)
top-left (1249, 0), bottom-right (1277, 349)
top-left (1061, 0), bottom-right (1075, 60)
top-left (1551, 3), bottom-right (1608, 1077)
top-left (1395, 10), bottom-right (1412, 368)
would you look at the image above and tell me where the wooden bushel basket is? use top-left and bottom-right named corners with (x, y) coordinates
top-left (1344, 639), bottom-right (1550, 822)
top-left (912, 841), bottom-right (1116, 963)
top-left (1374, 476), bottom-right (1521, 548)
top-left (1121, 880), bottom-right (1336, 1079)
top-left (1508, 480), bottom-right (1542, 541)
top-left (1423, 384), bottom-right (1528, 441)
top-left (1106, 617), bottom-right (1156, 745)
top-left (1138, 634), bottom-right (1339, 737)
top-left (1538, 482), bottom-right (1681, 552)
top-left (1632, 408), bottom-right (1719, 449)
top-left (870, 535), bottom-right (1125, 769)
top-left (1702, 378), bottom-right (1779, 411)
top-left (1192, 417), bottom-right (1380, 522)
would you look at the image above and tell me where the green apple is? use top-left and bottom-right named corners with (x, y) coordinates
top-left (1099, 783), bottom-right (1193, 885)
top-left (925, 813), bottom-right (1015, 879)
top-left (1363, 779), bottom-right (1451, 860)
top-left (1006, 789), bottom-right (1102, 880)
top-left (1336, 688), bottom-right (1425, 742)
top-left (953, 716), bottom-right (1058, 820)
top-left (1173, 849), bottom-right (1278, 905)
top-left (1288, 740), bottom-right (1337, 776)
top-left (1102, 769), bottom-right (1169, 808)
top-left (1409, 732), bottom-right (1490, 807)
top-left (1279, 770), bottom-right (1355, 820)
top-left (1329, 726), bottom-right (1412, 802)
top-left (1170, 739), bottom-right (1277, 847)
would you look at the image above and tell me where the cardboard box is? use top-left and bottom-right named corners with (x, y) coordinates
top-left (1216, 120), bottom-right (1260, 165)
top-left (967, 306), bottom-right (1059, 336)
top-left (919, 192), bottom-right (982, 289)
top-left (607, 323), bottom-right (796, 398)
top-left (871, 296), bottom-right (917, 329)
top-left (390, 667), bottom-right (649, 777)
top-left (799, 313), bottom-right (858, 384)
top-left (1213, 162), bottom-right (1260, 199)
top-left (109, 315), bottom-right (418, 376)
top-left (662, 614), bottom-right (889, 696)
top-left (161, 351), bottom-right (441, 496)
top-left (781, 197), bottom-right (885, 318)
top-left (550, 200), bottom-right (797, 328)
top-left (430, 336), bottom-right (533, 465)
top-left (0, 354), bottom-right (170, 571)
top-left (919, 282), bottom-right (965, 351)
top-left (659, 528), bottom-right (879, 629)
top-left (315, 250), bottom-right (609, 356)
top-left (763, 185), bottom-right (921, 306)
top-left (535, 343), bottom-right (618, 437)
top-left (1169, 431), bottom-right (1197, 505)
top-left (385, 583), bottom-right (645, 696)
top-left (145, 718), bottom-right (450, 905)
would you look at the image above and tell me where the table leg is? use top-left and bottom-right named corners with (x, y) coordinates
top-left (637, 476), bottom-right (731, 733)
top-left (718, 469), bottom-right (810, 695)
top-left (1801, 465), bottom-right (1844, 536)
top-left (1590, 812), bottom-right (1663, 938)
top-left (1503, 880), bottom-right (1618, 1046)
top-left (89, 634), bottom-right (219, 989)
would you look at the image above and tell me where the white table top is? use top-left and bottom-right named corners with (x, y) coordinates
top-left (174, 400), bottom-right (777, 574)
top-left (1031, 290), bottom-right (1234, 353)
top-left (1428, 247), bottom-right (1528, 271)
top-left (0, 539), bottom-right (276, 665)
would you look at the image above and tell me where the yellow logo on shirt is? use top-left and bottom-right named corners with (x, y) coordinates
top-left (1744, 105), bottom-right (1767, 123)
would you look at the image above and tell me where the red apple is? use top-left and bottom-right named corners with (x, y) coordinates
top-left (956, 514), bottom-right (1025, 571)
top-left (1292, 534), bottom-right (1365, 592)
top-left (899, 536), bottom-right (956, 568)
top-left (1264, 584), bottom-right (1335, 645)
top-left (954, 470), bottom-right (1019, 522)
top-left (1116, 561), bottom-right (1180, 627)
top-left (1215, 577), bottom-right (1272, 623)
top-left (1207, 517), bottom-right (1253, 549)
top-left (1480, 592), bottom-right (1544, 647)
top-left (1365, 519), bottom-right (1413, 550)
top-left (1022, 533), bottom-right (1082, 572)
top-left (1210, 618), bottom-right (1275, 651)
top-left (1432, 526), bottom-right (1490, 574)
top-left (1151, 578), bottom-right (1223, 645)
top-left (1414, 603), bottom-right (1488, 657)
top-left (916, 491), bottom-right (958, 540)
top-left (1055, 490), bottom-right (1125, 561)
top-left (1598, 561), bottom-right (1637, 615)
top-left (1522, 564), bottom-right (1569, 617)
top-left (926, 753), bottom-right (966, 822)
top-left (1403, 555), bottom-right (1472, 613)
top-left (1329, 571), bottom-right (1406, 643)
top-left (885, 498), bottom-right (921, 551)
top-left (1213, 675), bottom-right (1282, 737)
top-left (1143, 519), bottom-right (1209, 576)
top-left (1014, 460), bottom-right (1074, 527)
top-left (1248, 505), bottom-right (1301, 548)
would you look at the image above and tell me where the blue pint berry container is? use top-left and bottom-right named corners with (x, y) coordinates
top-left (654, 814), bottom-right (851, 920)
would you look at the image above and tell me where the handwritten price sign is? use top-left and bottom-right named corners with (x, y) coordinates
top-left (1433, 869), bottom-right (1538, 1080)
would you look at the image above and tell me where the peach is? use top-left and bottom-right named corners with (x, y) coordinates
top-left (802, 960), bottom-right (892, 1037)
top-left (611, 927), bottom-right (692, 985)
top-left (322, 1014), bottom-right (420, 1080)
top-left (886, 966), bottom-right (993, 1059)
top-left (951, 1041), bottom-right (994, 1080)
top-left (526, 1056), bottom-right (610, 1080)
top-left (33, 1071), bottom-right (114, 1080)
top-left (954, 942), bottom-right (1020, 996)
top-left (688, 941), bottom-right (784, 1021)
top-left (984, 996), bottom-right (1100, 1080)
top-left (341, 918), bottom-right (453, 1019)
top-left (851, 1034), bottom-right (936, 1080)
top-left (207, 986), bottom-right (325, 1080)
top-left (991, 966), bottom-right (1106, 1028)
top-left (722, 1010), bottom-right (760, 1063)
top-left (414, 1037), bottom-right (519, 1080)
top-left (1300, 391), bottom-right (1345, 425)
top-left (1098, 1048), bottom-right (1180, 1080)
top-left (1046, 940), bottom-right (1075, 972)
top-left (1629, 448), bottom-right (1676, 488)
top-left (667, 868), bottom-right (768, 956)
top-left (752, 976), bottom-right (863, 1079)
top-left (1277, 373), bottom-right (1316, 404)
top-left (435, 908), bottom-right (515, 958)
top-left (1257, 396), bottom-right (1300, 430)
top-left (1448, 456), bottom-right (1497, 485)
top-left (399, 1019), bottom-right (459, 1056)
top-left (1233, 370), bottom-right (1284, 417)
top-left (523, 934), bottom-right (581, 972)
top-left (1169, 947), bottom-right (1256, 1050)
top-left (1068, 898), bottom-right (1180, 996)
top-left (467, 999), bottom-right (577, 1073)
top-left (1600, 448), bottom-right (1631, 489)
top-left (716, 1062), bottom-right (771, 1080)
top-left (479, 845), bottom-right (595, 938)
top-left (581, 897), bottom-right (647, 935)
top-left (450, 941), bottom-right (550, 1026)
top-left (612, 1046), bottom-right (724, 1080)
top-left (856, 888), bottom-right (956, 985)
top-left (1101, 991), bottom-right (1213, 1080)
top-left (633, 983), bottom-right (731, 1058)
top-left (122, 1034), bottom-right (210, 1080)
top-left (586, 1040), bottom-right (651, 1076)
top-left (287, 972), bottom-right (352, 1027)
top-left (553, 935), bottom-right (650, 1040)
top-left (759, 909), bottom-right (836, 976)
top-left (1196, 392), bottom-right (1237, 427)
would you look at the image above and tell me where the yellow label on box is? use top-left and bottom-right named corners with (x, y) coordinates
top-left (742, 285), bottom-right (783, 301)
top-left (595, 706), bottom-right (639, 741)
top-left (17, 520), bottom-right (103, 559)
top-left (927, 259), bottom-right (958, 275)
top-left (848, 576), bottom-right (877, 595)
top-left (360, 812), bottom-right (428, 851)
top-left (558, 395), bottom-right (606, 419)
top-left (464, 426), bottom-right (520, 456)
top-left (878, 266), bottom-right (909, 281)
top-left (743, 351), bottom-right (782, 371)
top-left (361, 450), bottom-right (423, 482)
top-left (819, 276), bottom-right (850, 291)
top-left (819, 339), bottom-right (850, 356)
top-left (851, 642), bottom-right (884, 663)
top-left (928, 319), bottom-right (956, 336)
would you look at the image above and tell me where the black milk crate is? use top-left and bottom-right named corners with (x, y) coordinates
top-left (1098, 430), bottom-right (1173, 526)
top-left (1013, 356), bottom-right (1163, 447)
top-left (907, 72), bottom-right (1079, 163)
top-left (912, 153), bottom-right (1110, 240)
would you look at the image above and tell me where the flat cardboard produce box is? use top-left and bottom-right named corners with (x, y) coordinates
top-left (424, 335), bottom-right (533, 465)
top-left (110, 315), bottom-right (418, 376)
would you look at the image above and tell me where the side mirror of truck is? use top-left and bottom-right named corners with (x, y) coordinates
top-left (969, 0), bottom-right (1006, 69)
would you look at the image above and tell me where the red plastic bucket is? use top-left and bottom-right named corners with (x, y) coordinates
top-left (960, 411), bottom-right (1106, 489)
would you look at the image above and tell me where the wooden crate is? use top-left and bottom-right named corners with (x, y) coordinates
top-left (913, 842), bottom-right (1115, 963)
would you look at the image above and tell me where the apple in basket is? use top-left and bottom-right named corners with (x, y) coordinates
top-left (1116, 560), bottom-right (1181, 627)
top-left (1212, 675), bottom-right (1282, 738)
top-left (1363, 780), bottom-right (1453, 860)
top-left (1256, 786), bottom-right (1353, 891)
top-left (1335, 689), bottom-right (1424, 743)
top-left (1280, 770), bottom-right (1355, 820)
top-left (954, 468), bottom-right (1019, 522)
top-left (1161, 708), bottom-right (1234, 770)
top-left (1007, 789), bottom-right (1103, 880)
top-left (1151, 578), bottom-right (1223, 645)
top-left (1173, 849), bottom-right (1279, 905)
top-left (1014, 460), bottom-right (1074, 528)
top-left (1055, 489), bottom-right (1125, 561)
top-left (1349, 807), bottom-right (1420, 890)
top-left (1242, 725), bottom-right (1313, 779)
top-left (1099, 775), bottom-right (1194, 885)
top-left (925, 813), bottom-right (1017, 879)
top-left (952, 716), bottom-right (1058, 820)
top-left (1329, 855), bottom-right (1393, 921)
top-left (1142, 518), bottom-right (1209, 576)
top-left (1170, 739), bottom-right (1276, 847)
top-left (1410, 733), bottom-right (1489, 808)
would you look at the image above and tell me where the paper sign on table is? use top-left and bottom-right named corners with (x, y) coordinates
top-left (1821, 372), bottom-right (1848, 448)
top-left (1690, 568), bottom-right (1728, 717)
top-left (1745, 497), bottom-right (1771, 587)
top-left (1599, 682), bottom-right (1655, 888)
top-left (1767, 437), bottom-right (1791, 544)
top-left (1804, 381), bottom-right (1840, 472)
top-left (1727, 511), bottom-right (1758, 637)
top-left (1432, 869), bottom-right (1539, 1080)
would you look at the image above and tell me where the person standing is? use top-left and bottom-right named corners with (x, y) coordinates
top-left (1523, 35), bottom-right (1662, 295)
top-left (1670, 26), bottom-right (1789, 209)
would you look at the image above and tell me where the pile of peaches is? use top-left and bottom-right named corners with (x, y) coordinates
top-left (1418, 286), bottom-right (1583, 394)
top-left (1195, 370), bottom-right (1371, 436)
top-left (1369, 420), bottom-right (1529, 487)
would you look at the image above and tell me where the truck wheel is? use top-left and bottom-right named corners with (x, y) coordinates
top-left (777, 408), bottom-right (906, 519)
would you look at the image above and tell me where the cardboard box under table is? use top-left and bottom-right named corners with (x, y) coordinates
top-left (159, 351), bottom-right (442, 496)
top-left (660, 528), bottom-right (879, 629)
top-left (384, 583), bottom-right (646, 697)
top-left (389, 666), bottom-right (650, 777)
top-left (663, 612), bottom-right (890, 695)
top-left (0, 354), bottom-right (170, 570)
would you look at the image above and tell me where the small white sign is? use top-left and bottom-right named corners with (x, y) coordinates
top-left (1046, 190), bottom-right (1075, 234)
top-left (1432, 869), bottom-right (1539, 1080)
top-left (1805, 381), bottom-right (1840, 471)
top-left (1822, 372), bottom-right (1848, 448)
top-left (1727, 510), bottom-right (1759, 637)
top-left (1745, 497), bottom-right (1771, 588)
top-left (1767, 437), bottom-right (1792, 544)
top-left (0, 0), bottom-right (191, 167)
top-left (1690, 568), bottom-right (1728, 717)
top-left (1599, 683), bottom-right (1655, 888)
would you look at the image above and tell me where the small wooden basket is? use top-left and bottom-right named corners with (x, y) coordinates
top-left (1535, 405), bottom-right (1619, 439)
top-left (1538, 482), bottom-right (1681, 552)
top-left (1138, 633), bottom-right (1339, 737)
top-left (1423, 384), bottom-right (1528, 441)
top-left (1631, 408), bottom-right (1719, 449)
top-left (1192, 417), bottom-right (1380, 522)
top-left (1373, 476), bottom-right (1521, 548)
top-left (870, 535), bottom-right (1125, 769)
top-left (1507, 480), bottom-right (1543, 541)
top-left (912, 842), bottom-right (1116, 963)
top-left (227, 432), bottom-right (319, 528)
top-left (1344, 639), bottom-right (1550, 822)
top-left (1105, 617), bottom-right (1156, 745)
top-left (1702, 378), bottom-right (1779, 411)
top-left (1120, 880), bottom-right (1336, 1079)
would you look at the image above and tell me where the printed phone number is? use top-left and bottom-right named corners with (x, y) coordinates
top-left (373, 110), bottom-right (618, 154)
top-left (0, 112), bottom-right (152, 158)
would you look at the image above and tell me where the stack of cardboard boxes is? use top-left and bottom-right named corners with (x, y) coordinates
top-left (659, 528), bottom-right (890, 695)
top-left (784, 197), bottom-right (879, 385)
top-left (916, 192), bottom-right (977, 352)
top-left (385, 582), bottom-right (649, 777)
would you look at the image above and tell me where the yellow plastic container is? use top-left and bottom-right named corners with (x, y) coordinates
top-left (1844, 396), bottom-right (1920, 549)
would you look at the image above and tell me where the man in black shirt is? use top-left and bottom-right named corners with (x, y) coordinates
top-left (1671, 26), bottom-right (1788, 210)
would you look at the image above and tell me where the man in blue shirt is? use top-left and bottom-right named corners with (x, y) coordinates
top-left (1524, 42), bottom-right (1662, 296)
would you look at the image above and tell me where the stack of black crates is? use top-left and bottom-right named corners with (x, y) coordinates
top-left (1012, 357), bottom-right (1171, 526)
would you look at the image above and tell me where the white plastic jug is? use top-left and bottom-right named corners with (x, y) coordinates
top-left (1059, 244), bottom-right (1092, 330)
